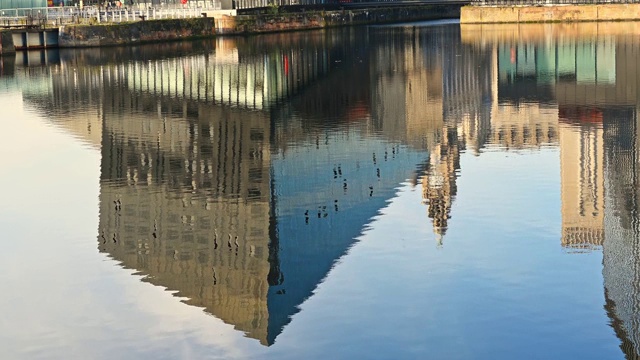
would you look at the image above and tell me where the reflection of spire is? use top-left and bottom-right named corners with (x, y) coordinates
top-left (422, 125), bottom-right (461, 243)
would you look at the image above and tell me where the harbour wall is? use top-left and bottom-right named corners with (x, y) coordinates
top-left (220, 5), bottom-right (460, 34)
top-left (58, 18), bottom-right (217, 47)
top-left (0, 31), bottom-right (15, 55)
top-left (461, 4), bottom-right (640, 24)
top-left (56, 5), bottom-right (460, 47)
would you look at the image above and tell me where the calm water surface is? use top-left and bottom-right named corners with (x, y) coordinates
top-left (0, 21), bottom-right (638, 359)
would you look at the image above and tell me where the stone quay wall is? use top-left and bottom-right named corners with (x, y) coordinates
top-left (57, 5), bottom-right (460, 47)
top-left (218, 5), bottom-right (460, 34)
top-left (59, 18), bottom-right (217, 47)
top-left (461, 4), bottom-right (640, 24)
top-left (0, 31), bottom-right (15, 55)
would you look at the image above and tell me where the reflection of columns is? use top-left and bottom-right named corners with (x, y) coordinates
top-left (113, 49), bottom-right (328, 110)
top-left (559, 121), bottom-right (604, 249)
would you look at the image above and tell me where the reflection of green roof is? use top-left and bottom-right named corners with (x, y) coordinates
top-left (498, 41), bottom-right (616, 85)
top-left (535, 44), bottom-right (556, 83)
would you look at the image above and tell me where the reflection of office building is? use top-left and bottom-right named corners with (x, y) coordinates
top-left (99, 91), bottom-right (275, 344)
top-left (603, 112), bottom-right (640, 358)
top-left (91, 41), bottom-right (335, 345)
top-left (559, 110), bottom-right (604, 249)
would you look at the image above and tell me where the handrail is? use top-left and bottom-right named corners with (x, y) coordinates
top-left (0, 3), bottom-right (222, 26)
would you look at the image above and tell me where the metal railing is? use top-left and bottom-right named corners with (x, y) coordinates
top-left (0, 3), bottom-right (221, 27)
top-left (472, 0), bottom-right (640, 5)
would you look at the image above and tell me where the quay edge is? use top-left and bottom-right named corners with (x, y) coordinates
top-left (53, 4), bottom-right (460, 48)
top-left (461, 3), bottom-right (640, 24)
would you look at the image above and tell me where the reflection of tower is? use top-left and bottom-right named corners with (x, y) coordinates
top-left (422, 124), bottom-right (460, 245)
top-left (559, 108), bottom-right (605, 249)
top-left (602, 109), bottom-right (640, 358)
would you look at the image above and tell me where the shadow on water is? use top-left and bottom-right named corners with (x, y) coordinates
top-left (6, 21), bottom-right (640, 355)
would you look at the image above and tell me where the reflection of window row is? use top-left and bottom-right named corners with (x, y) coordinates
top-left (97, 91), bottom-right (275, 344)
top-left (99, 189), bottom-right (273, 345)
top-left (562, 227), bottom-right (605, 249)
top-left (490, 122), bottom-right (558, 149)
top-left (100, 88), bottom-right (270, 198)
top-left (95, 49), bottom-right (330, 110)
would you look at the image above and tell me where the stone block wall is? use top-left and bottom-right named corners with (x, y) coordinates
top-left (58, 5), bottom-right (460, 47)
top-left (0, 31), bottom-right (15, 55)
top-left (225, 6), bottom-right (461, 34)
top-left (461, 4), bottom-right (640, 23)
top-left (59, 18), bottom-right (216, 47)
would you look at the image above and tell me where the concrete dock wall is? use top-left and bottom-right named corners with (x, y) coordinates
top-left (59, 18), bottom-right (217, 47)
top-left (58, 5), bottom-right (460, 47)
top-left (0, 31), bottom-right (15, 55)
top-left (220, 5), bottom-right (461, 34)
top-left (461, 4), bottom-right (640, 23)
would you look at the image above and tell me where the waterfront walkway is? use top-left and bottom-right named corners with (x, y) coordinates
top-left (0, 4), bottom-right (223, 27)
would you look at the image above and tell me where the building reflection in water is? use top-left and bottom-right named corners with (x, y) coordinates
top-left (7, 30), bottom-right (435, 346)
top-left (462, 22), bottom-right (640, 358)
top-left (8, 22), bottom-right (640, 354)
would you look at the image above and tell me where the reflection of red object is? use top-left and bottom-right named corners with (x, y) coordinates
top-left (284, 55), bottom-right (289, 76)
top-left (559, 106), bottom-right (603, 124)
top-left (510, 48), bottom-right (516, 64)
top-left (345, 102), bottom-right (370, 121)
